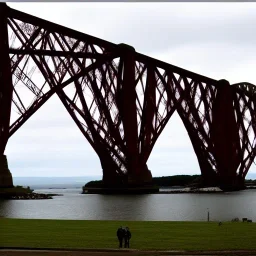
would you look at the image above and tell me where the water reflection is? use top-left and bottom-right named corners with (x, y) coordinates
top-left (95, 194), bottom-right (152, 220)
top-left (0, 189), bottom-right (256, 221)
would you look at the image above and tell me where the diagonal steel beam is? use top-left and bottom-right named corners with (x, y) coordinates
top-left (9, 52), bottom-right (119, 137)
top-left (9, 48), bottom-right (106, 59)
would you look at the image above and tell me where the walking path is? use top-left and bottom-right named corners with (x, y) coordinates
top-left (1, 248), bottom-right (256, 256)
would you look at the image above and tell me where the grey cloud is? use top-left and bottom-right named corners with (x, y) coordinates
top-left (152, 43), bottom-right (256, 84)
top-left (10, 166), bottom-right (102, 177)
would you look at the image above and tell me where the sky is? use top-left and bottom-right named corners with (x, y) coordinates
top-left (5, 2), bottom-right (256, 178)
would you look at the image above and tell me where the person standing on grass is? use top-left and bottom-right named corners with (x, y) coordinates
top-left (117, 226), bottom-right (125, 248)
top-left (124, 227), bottom-right (131, 248)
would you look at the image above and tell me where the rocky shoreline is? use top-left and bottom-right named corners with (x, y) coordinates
top-left (159, 187), bottom-right (224, 194)
top-left (0, 192), bottom-right (62, 200)
top-left (82, 186), bottom-right (226, 194)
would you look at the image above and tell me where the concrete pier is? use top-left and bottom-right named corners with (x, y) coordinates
top-left (0, 155), bottom-right (13, 188)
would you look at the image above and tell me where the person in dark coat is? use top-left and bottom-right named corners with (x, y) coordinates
top-left (117, 226), bottom-right (124, 248)
top-left (124, 227), bottom-right (131, 248)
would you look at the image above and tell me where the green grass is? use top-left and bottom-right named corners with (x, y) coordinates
top-left (1, 219), bottom-right (256, 251)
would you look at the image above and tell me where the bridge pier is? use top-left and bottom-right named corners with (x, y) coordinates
top-left (102, 165), bottom-right (153, 187)
top-left (0, 155), bottom-right (13, 188)
top-left (216, 174), bottom-right (245, 191)
top-left (127, 165), bottom-right (153, 186)
top-left (101, 157), bottom-right (154, 191)
top-left (90, 165), bottom-right (156, 194)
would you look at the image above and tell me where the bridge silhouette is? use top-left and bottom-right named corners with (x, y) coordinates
top-left (0, 3), bottom-right (255, 191)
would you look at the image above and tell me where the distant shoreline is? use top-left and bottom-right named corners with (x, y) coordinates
top-left (33, 186), bottom-right (256, 193)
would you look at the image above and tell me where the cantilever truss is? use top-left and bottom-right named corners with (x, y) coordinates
top-left (232, 83), bottom-right (256, 178)
top-left (1, 3), bottom-right (256, 187)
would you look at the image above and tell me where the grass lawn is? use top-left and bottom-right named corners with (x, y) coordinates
top-left (1, 218), bottom-right (256, 251)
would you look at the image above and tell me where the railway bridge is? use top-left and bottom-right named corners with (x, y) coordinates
top-left (1, 3), bottom-right (255, 191)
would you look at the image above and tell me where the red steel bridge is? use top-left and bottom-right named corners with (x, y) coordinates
top-left (1, 3), bottom-right (256, 191)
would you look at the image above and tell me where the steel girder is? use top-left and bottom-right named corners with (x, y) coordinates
top-left (1, 3), bottom-right (256, 188)
top-left (0, 4), bottom-right (13, 154)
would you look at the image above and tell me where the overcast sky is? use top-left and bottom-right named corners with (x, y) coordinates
top-left (6, 2), bottom-right (256, 178)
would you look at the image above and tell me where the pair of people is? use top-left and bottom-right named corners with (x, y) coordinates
top-left (117, 226), bottom-right (131, 248)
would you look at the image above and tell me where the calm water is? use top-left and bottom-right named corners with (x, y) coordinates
top-left (1, 188), bottom-right (256, 221)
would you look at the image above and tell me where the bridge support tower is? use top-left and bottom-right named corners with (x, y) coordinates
top-left (209, 79), bottom-right (244, 190)
top-left (0, 3), bottom-right (13, 188)
top-left (100, 44), bottom-right (154, 191)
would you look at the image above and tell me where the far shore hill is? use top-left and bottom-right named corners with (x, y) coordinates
top-left (84, 175), bottom-right (200, 188)
top-left (84, 175), bottom-right (256, 189)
